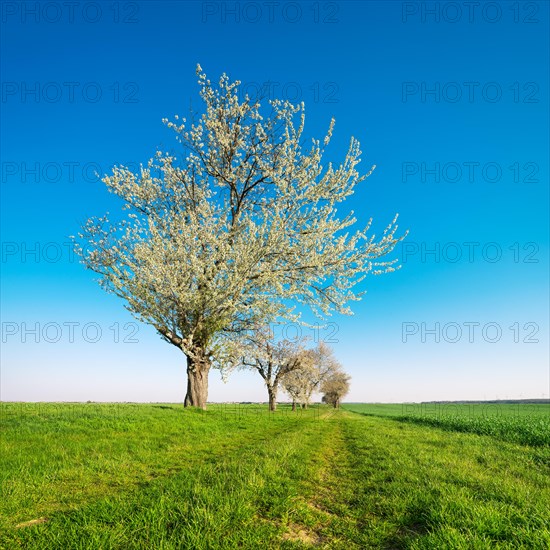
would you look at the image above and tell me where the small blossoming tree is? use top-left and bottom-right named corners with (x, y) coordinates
top-left (75, 65), bottom-right (405, 409)
top-left (281, 342), bottom-right (340, 410)
top-left (321, 371), bottom-right (351, 408)
top-left (239, 325), bottom-right (306, 412)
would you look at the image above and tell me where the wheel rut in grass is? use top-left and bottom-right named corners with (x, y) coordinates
top-left (280, 411), bottom-right (362, 548)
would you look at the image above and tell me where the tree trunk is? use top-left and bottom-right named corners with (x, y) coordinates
top-left (267, 385), bottom-right (277, 411)
top-left (291, 399), bottom-right (296, 411)
top-left (184, 354), bottom-right (210, 410)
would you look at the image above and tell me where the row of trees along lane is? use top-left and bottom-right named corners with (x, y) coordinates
top-left (74, 65), bottom-right (406, 409)
top-left (236, 327), bottom-right (343, 411)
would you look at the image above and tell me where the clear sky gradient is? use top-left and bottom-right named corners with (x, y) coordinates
top-left (1, 1), bottom-right (548, 403)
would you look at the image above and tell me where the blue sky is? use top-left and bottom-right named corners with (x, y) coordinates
top-left (1, 0), bottom-right (548, 403)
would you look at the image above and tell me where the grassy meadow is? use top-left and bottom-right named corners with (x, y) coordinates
top-left (1, 402), bottom-right (549, 549)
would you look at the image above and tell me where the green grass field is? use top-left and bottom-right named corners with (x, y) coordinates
top-left (1, 402), bottom-right (549, 549)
